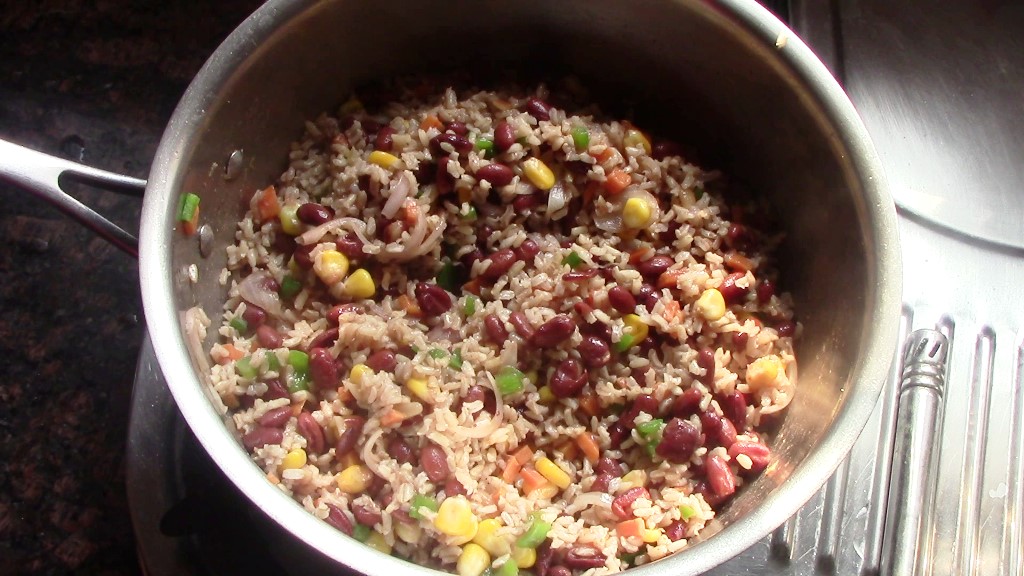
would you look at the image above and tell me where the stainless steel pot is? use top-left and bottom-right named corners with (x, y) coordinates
top-left (0, 1), bottom-right (901, 574)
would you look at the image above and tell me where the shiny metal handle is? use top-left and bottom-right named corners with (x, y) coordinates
top-left (881, 329), bottom-right (949, 576)
top-left (0, 138), bottom-right (147, 257)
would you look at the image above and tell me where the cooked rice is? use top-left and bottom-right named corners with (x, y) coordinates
top-left (198, 81), bottom-right (798, 575)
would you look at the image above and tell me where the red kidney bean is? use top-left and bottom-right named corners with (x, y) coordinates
top-left (335, 416), bottom-right (365, 457)
top-left (606, 286), bottom-right (637, 314)
top-left (494, 121), bottom-right (516, 152)
top-left (665, 519), bottom-right (687, 541)
top-left (307, 327), bottom-right (339, 352)
top-left (335, 233), bottom-right (364, 259)
top-left (596, 457), bottom-right (623, 476)
top-left (365, 349), bottom-right (397, 373)
top-left (460, 247), bottom-right (484, 270)
top-left (461, 385), bottom-right (496, 414)
top-left (256, 325), bottom-right (283, 349)
top-left (636, 283), bottom-right (659, 312)
top-left (659, 220), bottom-right (681, 245)
top-left (728, 440), bottom-right (772, 474)
top-left (481, 249), bottom-right (517, 281)
top-left (387, 435), bottom-right (416, 465)
top-left (652, 140), bottom-right (683, 161)
top-left (512, 192), bottom-right (542, 212)
top-left (564, 269), bottom-right (598, 282)
top-left (565, 545), bottom-right (607, 569)
top-left (732, 331), bottom-right (750, 349)
top-left (325, 503), bottom-right (353, 535)
top-left (360, 118), bottom-right (381, 134)
top-left (484, 314), bottom-right (509, 344)
top-left (514, 239), bottom-right (540, 262)
top-left (578, 335), bottom-right (611, 368)
top-left (525, 97), bottom-right (551, 121)
top-left (257, 406), bottom-right (292, 428)
top-left (414, 282), bottom-right (452, 316)
top-left (308, 348), bottom-right (338, 391)
top-left (671, 388), bottom-right (704, 417)
top-left (421, 443), bottom-right (450, 483)
top-left (263, 378), bottom-right (289, 401)
top-left (392, 508), bottom-right (414, 525)
top-left (718, 272), bottom-right (750, 305)
top-left (374, 125), bottom-right (396, 151)
top-left (242, 305), bottom-right (267, 328)
top-left (444, 477), bottom-right (468, 497)
top-left (590, 472), bottom-right (615, 494)
top-left (700, 410), bottom-right (735, 448)
top-left (351, 503), bottom-right (382, 527)
top-left (436, 156), bottom-right (454, 195)
top-left (756, 278), bottom-right (775, 304)
top-left (533, 315), bottom-right (577, 348)
top-left (542, 561), bottom-right (566, 576)
top-left (430, 132), bottom-right (473, 155)
top-left (297, 412), bottom-right (326, 454)
top-left (718, 391), bottom-right (748, 431)
top-left (656, 418), bottom-right (702, 463)
top-left (697, 347), bottom-right (716, 385)
top-left (549, 358), bottom-right (588, 398)
top-left (445, 121), bottom-right (468, 135)
top-left (476, 163), bottom-right (515, 186)
top-left (476, 224), bottom-right (495, 248)
top-left (612, 487), bottom-right (650, 520)
top-left (726, 222), bottom-right (752, 251)
top-left (327, 303), bottom-right (362, 325)
top-left (508, 311), bottom-right (536, 341)
top-left (695, 479), bottom-right (730, 508)
top-left (620, 394), bottom-right (660, 429)
top-left (242, 426), bottom-right (283, 451)
top-left (636, 255), bottom-right (673, 278)
top-left (297, 202), bottom-right (335, 226)
top-left (705, 453), bottom-right (736, 497)
top-left (776, 319), bottom-right (797, 337)
top-left (607, 420), bottom-right (630, 448)
top-left (574, 301), bottom-right (594, 319)
top-left (292, 242), bottom-right (317, 269)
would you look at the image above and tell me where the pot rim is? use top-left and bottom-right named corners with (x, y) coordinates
top-left (139, 0), bottom-right (902, 574)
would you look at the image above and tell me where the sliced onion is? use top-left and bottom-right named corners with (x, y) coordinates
top-left (237, 270), bottom-right (283, 317)
top-left (622, 187), bottom-right (663, 228)
top-left (381, 171), bottom-right (412, 219)
top-left (295, 217), bottom-right (369, 246)
top-left (426, 325), bottom-right (460, 343)
top-left (593, 185), bottom-right (661, 232)
top-left (546, 180), bottom-right (569, 215)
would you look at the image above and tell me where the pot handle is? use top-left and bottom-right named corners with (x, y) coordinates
top-left (0, 139), bottom-right (146, 258)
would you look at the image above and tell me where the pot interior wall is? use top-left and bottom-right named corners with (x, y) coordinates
top-left (165, 0), bottom-right (877, 546)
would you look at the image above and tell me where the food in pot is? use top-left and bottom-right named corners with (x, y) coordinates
top-left (194, 82), bottom-right (798, 575)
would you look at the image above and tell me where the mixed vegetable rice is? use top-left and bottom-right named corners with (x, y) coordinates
top-left (191, 82), bottom-right (798, 576)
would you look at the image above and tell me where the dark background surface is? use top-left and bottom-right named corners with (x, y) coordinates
top-left (0, 1), bottom-right (790, 574)
top-left (0, 2), bottom-right (260, 574)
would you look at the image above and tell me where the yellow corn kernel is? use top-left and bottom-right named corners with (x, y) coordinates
top-left (395, 521), bottom-right (422, 544)
top-left (642, 527), bottom-right (663, 543)
top-left (511, 546), bottom-right (536, 569)
top-left (457, 543), bottom-right (492, 576)
top-left (345, 268), bottom-right (376, 299)
top-left (620, 469), bottom-right (648, 490)
top-left (278, 204), bottom-right (302, 236)
top-left (406, 377), bottom-right (430, 402)
top-left (350, 363), bottom-right (372, 385)
top-left (535, 457), bottom-right (571, 490)
top-left (526, 370), bottom-right (539, 385)
top-left (280, 448), bottom-right (307, 470)
top-left (747, 354), bottom-right (783, 391)
top-left (364, 530), bottom-right (392, 554)
top-left (473, 518), bottom-right (511, 558)
top-left (538, 386), bottom-right (556, 405)
top-left (529, 483), bottom-right (559, 500)
top-left (522, 157), bottom-right (555, 190)
top-left (695, 288), bottom-right (726, 321)
top-left (368, 150), bottom-right (401, 169)
top-left (336, 464), bottom-right (373, 494)
top-left (313, 249), bottom-right (350, 285)
top-left (435, 495), bottom-right (479, 545)
top-left (340, 451), bottom-right (361, 470)
top-left (622, 314), bottom-right (650, 342)
top-left (622, 197), bottom-right (653, 229)
top-left (623, 128), bottom-right (652, 155)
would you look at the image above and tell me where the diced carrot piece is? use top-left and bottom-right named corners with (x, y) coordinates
top-left (595, 147), bottom-right (617, 164)
top-left (462, 278), bottom-right (482, 296)
top-left (182, 205), bottom-right (200, 236)
top-left (616, 518), bottom-right (645, 539)
top-left (663, 300), bottom-right (682, 322)
top-left (724, 251), bottom-right (755, 272)
top-left (557, 440), bottom-right (579, 462)
top-left (580, 391), bottom-right (601, 418)
top-left (658, 270), bottom-right (683, 289)
top-left (576, 432), bottom-right (601, 465)
top-left (336, 386), bottom-right (353, 403)
top-left (420, 114), bottom-right (443, 132)
top-left (512, 445), bottom-right (534, 465)
top-left (255, 185), bottom-right (280, 222)
top-left (629, 247), bottom-right (654, 265)
top-left (380, 408), bottom-right (408, 427)
top-left (221, 392), bottom-right (239, 410)
top-left (403, 199), bottom-right (420, 228)
top-left (582, 180), bottom-right (601, 207)
top-left (605, 168), bottom-right (632, 196)
top-left (520, 467), bottom-right (549, 494)
top-left (396, 294), bottom-right (422, 317)
top-left (220, 344), bottom-right (244, 363)
top-left (502, 456), bottom-right (522, 483)
top-left (267, 472), bottom-right (281, 485)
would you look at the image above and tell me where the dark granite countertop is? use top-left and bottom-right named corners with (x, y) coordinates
top-left (0, 2), bottom-right (260, 573)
